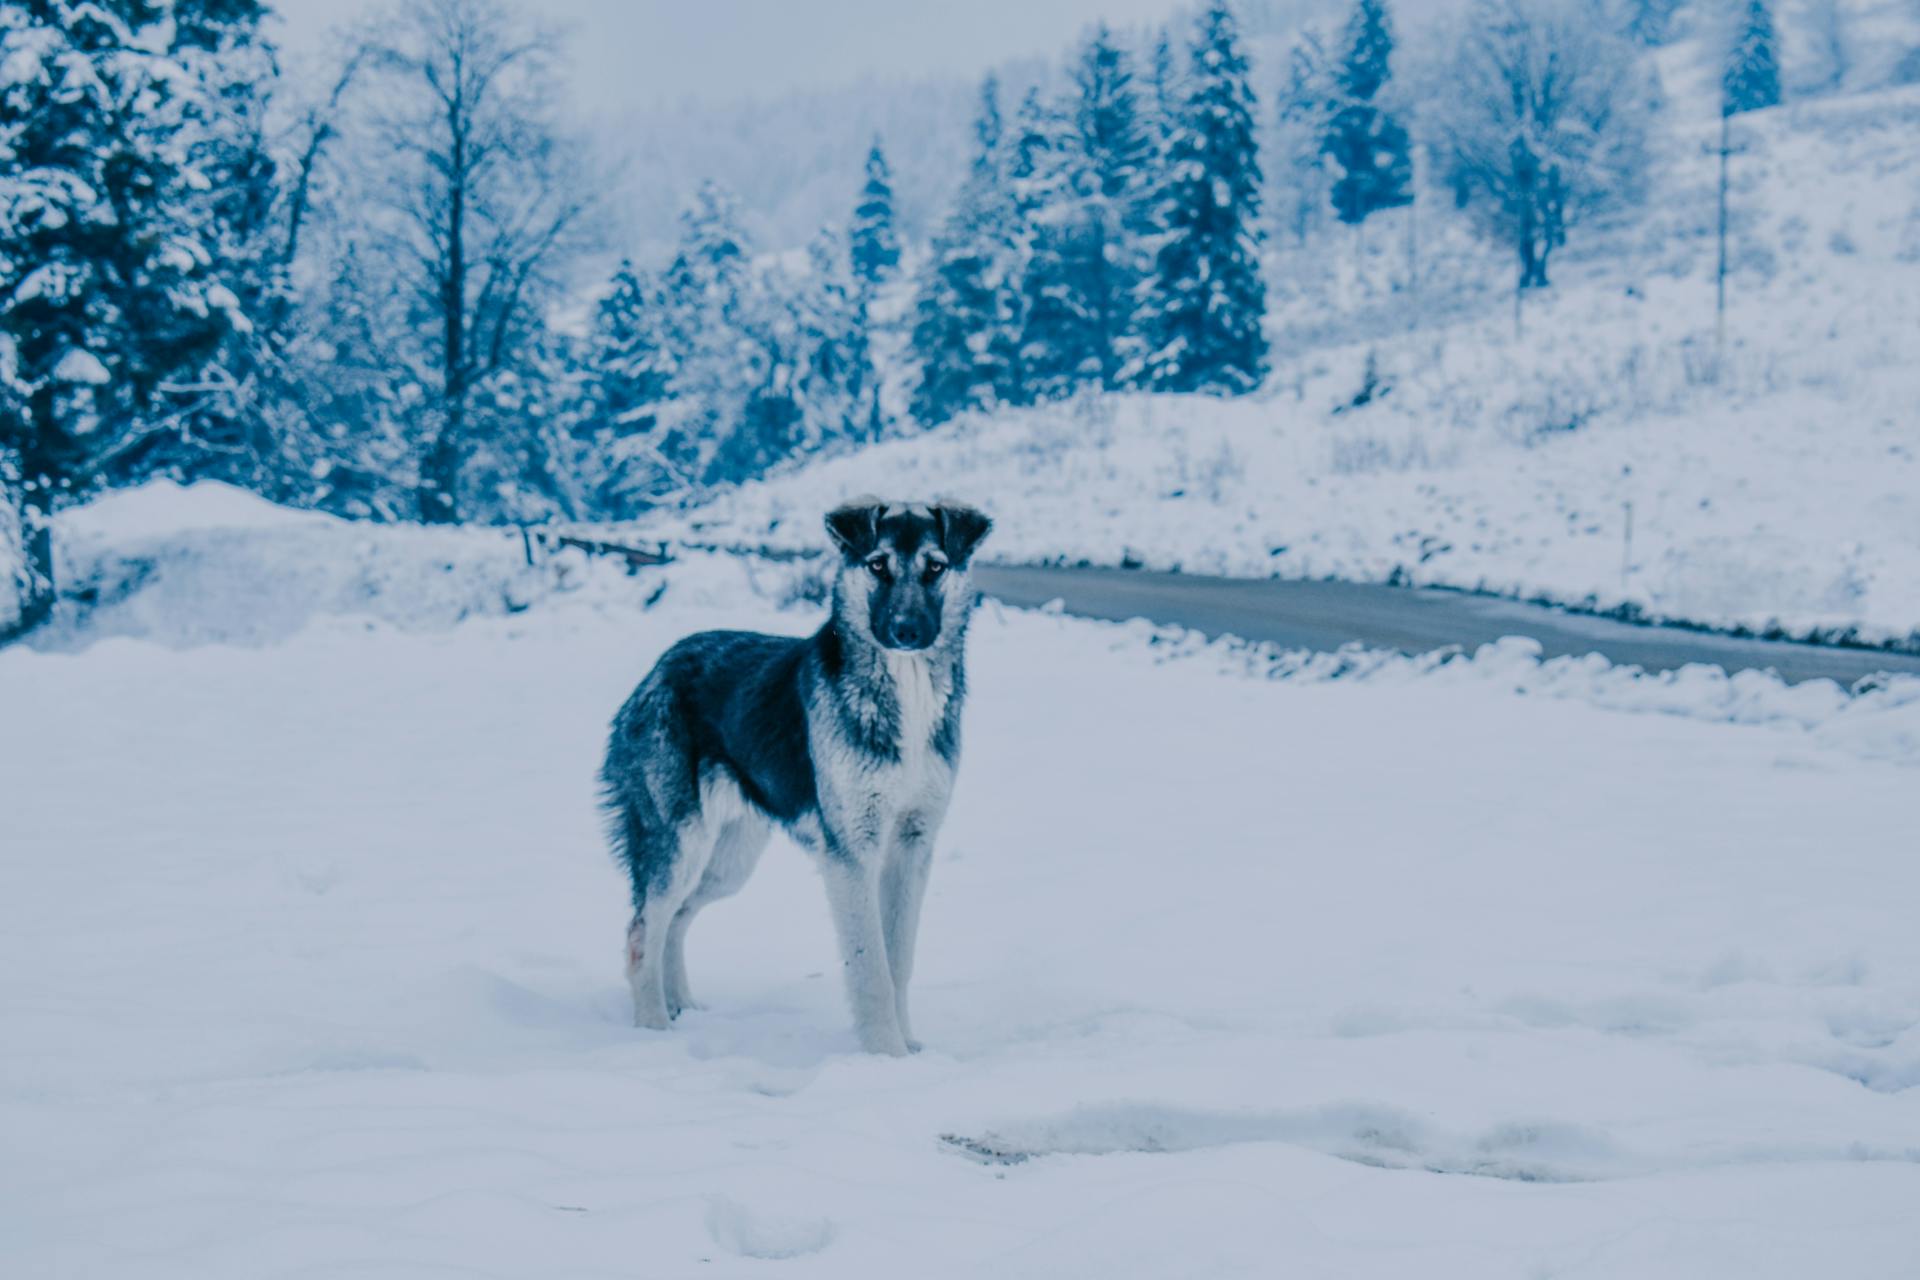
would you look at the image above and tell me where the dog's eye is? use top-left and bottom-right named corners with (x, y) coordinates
top-left (864, 557), bottom-right (892, 581)
top-left (923, 560), bottom-right (947, 582)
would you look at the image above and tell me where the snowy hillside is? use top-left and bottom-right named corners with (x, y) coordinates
top-left (652, 81), bottom-right (1920, 650)
top-left (5, 483), bottom-right (1920, 1276)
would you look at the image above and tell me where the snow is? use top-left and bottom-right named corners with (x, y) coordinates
top-left (50, 347), bottom-right (109, 384)
top-left (652, 87), bottom-right (1920, 651)
top-left (59, 478), bottom-right (339, 540)
top-left (3, 494), bottom-right (1917, 1277)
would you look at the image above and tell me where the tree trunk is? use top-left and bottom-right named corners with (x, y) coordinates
top-left (1525, 252), bottom-right (1550, 289)
top-left (1518, 232), bottom-right (1550, 290)
top-left (1715, 109), bottom-right (1731, 358)
top-left (3, 484), bottom-right (55, 642)
top-left (418, 421), bottom-right (462, 524)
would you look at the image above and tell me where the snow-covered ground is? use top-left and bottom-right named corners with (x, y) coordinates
top-left (653, 86), bottom-right (1920, 651)
top-left (4, 485), bottom-right (1918, 1277)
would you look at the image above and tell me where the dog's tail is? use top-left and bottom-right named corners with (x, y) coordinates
top-left (599, 746), bottom-right (649, 894)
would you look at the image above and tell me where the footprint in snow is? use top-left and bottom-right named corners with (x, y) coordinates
top-left (704, 1196), bottom-right (834, 1260)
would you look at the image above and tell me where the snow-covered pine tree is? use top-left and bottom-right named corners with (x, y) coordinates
top-left (849, 141), bottom-right (901, 290)
top-left (708, 261), bottom-right (809, 487)
top-left (1067, 24), bottom-right (1155, 388)
top-left (794, 226), bottom-right (871, 448)
top-left (1012, 85), bottom-right (1097, 403)
top-left (1136, 1), bottom-right (1269, 395)
top-left (1433, 0), bottom-right (1653, 291)
top-left (463, 332), bottom-right (586, 523)
top-left (112, 0), bottom-right (283, 493)
top-left (1320, 0), bottom-right (1413, 227)
top-left (1003, 87), bottom-right (1061, 404)
top-left (1722, 0), bottom-right (1782, 115)
top-left (655, 181), bottom-right (752, 486)
top-left (265, 243), bottom-right (418, 520)
top-left (842, 155), bottom-right (891, 440)
top-left (908, 76), bottom-right (1017, 426)
top-left (574, 260), bottom-right (680, 516)
top-left (0, 0), bottom-right (257, 636)
top-left (1147, 28), bottom-right (1180, 145)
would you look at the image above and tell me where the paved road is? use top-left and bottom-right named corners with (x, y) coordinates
top-left (973, 564), bottom-right (1920, 687)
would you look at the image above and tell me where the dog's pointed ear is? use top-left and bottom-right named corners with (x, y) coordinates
top-left (934, 503), bottom-right (992, 568)
top-left (824, 501), bottom-right (882, 560)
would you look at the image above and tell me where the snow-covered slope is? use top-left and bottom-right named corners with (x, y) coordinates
top-left (655, 84), bottom-right (1920, 649)
top-left (4, 491), bottom-right (1919, 1275)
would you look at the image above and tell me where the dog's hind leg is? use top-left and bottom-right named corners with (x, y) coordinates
top-left (610, 797), bottom-right (679, 1032)
top-left (623, 816), bottom-right (718, 1031)
top-left (817, 852), bottom-right (909, 1056)
top-left (663, 812), bottom-right (771, 1017)
top-left (625, 910), bottom-right (670, 1030)
top-left (627, 886), bottom-right (692, 1031)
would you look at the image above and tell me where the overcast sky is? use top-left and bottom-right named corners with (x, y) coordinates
top-left (268, 0), bottom-right (1191, 112)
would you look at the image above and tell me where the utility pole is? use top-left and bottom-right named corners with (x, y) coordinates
top-left (1715, 106), bottom-right (1731, 361)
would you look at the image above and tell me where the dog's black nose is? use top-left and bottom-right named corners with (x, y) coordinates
top-left (888, 617), bottom-right (933, 649)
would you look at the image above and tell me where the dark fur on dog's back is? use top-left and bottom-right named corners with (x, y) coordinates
top-left (602, 631), bottom-right (814, 902)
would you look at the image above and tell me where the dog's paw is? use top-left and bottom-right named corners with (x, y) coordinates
top-left (904, 1036), bottom-right (924, 1054)
top-left (857, 1029), bottom-right (913, 1057)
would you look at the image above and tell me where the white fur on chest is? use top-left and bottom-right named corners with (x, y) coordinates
top-left (885, 651), bottom-right (946, 762)
top-left (808, 652), bottom-right (955, 854)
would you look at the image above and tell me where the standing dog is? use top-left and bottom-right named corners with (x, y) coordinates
top-left (600, 500), bottom-right (992, 1055)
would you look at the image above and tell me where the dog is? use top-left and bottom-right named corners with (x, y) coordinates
top-left (600, 499), bottom-right (992, 1055)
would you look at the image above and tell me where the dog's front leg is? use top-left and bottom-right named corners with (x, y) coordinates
top-left (880, 833), bottom-right (934, 1052)
top-left (817, 852), bottom-right (910, 1056)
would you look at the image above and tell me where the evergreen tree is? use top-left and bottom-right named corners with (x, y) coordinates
top-left (1722, 0), bottom-right (1782, 115)
top-left (1136, 2), bottom-right (1269, 395)
top-left (706, 264), bottom-right (809, 488)
top-left (575, 261), bottom-right (679, 515)
top-left (908, 77), bottom-right (1018, 426)
top-left (1321, 0), bottom-right (1413, 226)
top-left (267, 244), bottom-right (417, 520)
top-left (1069, 25), bottom-right (1155, 387)
top-left (0, 0), bottom-right (262, 635)
top-left (795, 227), bottom-right (872, 447)
top-left (1147, 28), bottom-right (1180, 144)
top-left (1010, 88), bottom-right (1088, 402)
top-left (849, 141), bottom-right (901, 289)
top-left (841, 149), bottom-right (894, 440)
top-left (464, 333), bottom-right (585, 523)
top-left (655, 182), bottom-right (753, 485)
top-left (1000, 87), bottom-right (1061, 404)
top-left (112, 0), bottom-right (283, 491)
top-left (1013, 27), bottom-right (1157, 399)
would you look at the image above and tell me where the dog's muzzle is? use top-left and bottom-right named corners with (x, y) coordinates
top-left (882, 614), bottom-right (936, 651)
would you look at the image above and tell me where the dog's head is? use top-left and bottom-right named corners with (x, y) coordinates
top-left (824, 499), bottom-right (992, 652)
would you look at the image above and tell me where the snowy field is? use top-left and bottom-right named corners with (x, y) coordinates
top-left (653, 87), bottom-right (1920, 651)
top-left (4, 489), bottom-right (1920, 1276)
